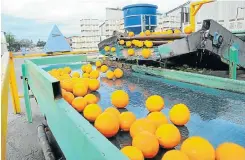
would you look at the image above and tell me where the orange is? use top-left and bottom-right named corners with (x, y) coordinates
top-left (104, 107), bottom-right (120, 118)
top-left (111, 47), bottom-right (116, 52)
top-left (128, 32), bottom-right (134, 37)
top-left (111, 90), bottom-right (129, 108)
top-left (119, 40), bottom-right (125, 45)
top-left (174, 29), bottom-right (181, 34)
top-left (101, 65), bottom-right (108, 73)
top-left (88, 79), bottom-right (100, 91)
top-left (121, 146), bottom-right (144, 160)
top-left (145, 30), bottom-right (151, 36)
top-left (119, 111), bottom-right (136, 131)
top-left (127, 49), bottom-right (134, 56)
top-left (63, 92), bottom-right (74, 104)
top-left (57, 68), bottom-right (63, 75)
top-left (184, 26), bottom-right (193, 34)
top-left (94, 112), bottom-right (119, 138)
top-left (126, 41), bottom-right (132, 47)
top-left (181, 136), bottom-right (215, 160)
top-left (169, 103), bottom-right (190, 126)
top-left (82, 73), bottom-right (89, 78)
top-left (95, 60), bottom-right (102, 67)
top-left (61, 79), bottom-right (73, 92)
top-left (137, 41), bottom-right (144, 48)
top-left (142, 48), bottom-right (151, 59)
top-left (147, 112), bottom-right (168, 128)
top-left (81, 65), bottom-right (87, 72)
top-left (132, 131), bottom-right (159, 158)
top-left (139, 32), bottom-right (145, 36)
top-left (72, 72), bottom-right (80, 78)
top-left (166, 29), bottom-right (173, 34)
top-left (71, 97), bottom-right (87, 112)
top-left (83, 104), bottom-right (102, 122)
top-left (85, 65), bottom-right (92, 73)
top-left (161, 150), bottom-right (189, 160)
top-left (71, 77), bottom-right (80, 85)
top-left (216, 142), bottom-right (245, 160)
top-left (61, 89), bottom-right (66, 97)
top-left (104, 46), bottom-right (110, 52)
top-left (114, 68), bottom-right (123, 79)
top-left (130, 118), bottom-right (156, 138)
top-left (155, 124), bottom-right (181, 149)
top-left (145, 95), bottom-right (164, 112)
top-left (84, 94), bottom-right (98, 104)
top-left (106, 70), bottom-right (114, 80)
top-left (73, 83), bottom-right (88, 97)
top-left (144, 41), bottom-right (153, 48)
top-left (89, 70), bottom-right (100, 79)
top-left (63, 67), bottom-right (71, 74)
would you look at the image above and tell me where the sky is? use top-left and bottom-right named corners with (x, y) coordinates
top-left (1, 0), bottom-right (189, 43)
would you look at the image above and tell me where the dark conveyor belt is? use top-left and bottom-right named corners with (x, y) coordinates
top-left (43, 63), bottom-right (245, 159)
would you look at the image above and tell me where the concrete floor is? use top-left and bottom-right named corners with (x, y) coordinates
top-left (7, 58), bottom-right (45, 160)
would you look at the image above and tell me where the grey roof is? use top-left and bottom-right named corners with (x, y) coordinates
top-left (165, 1), bottom-right (191, 15)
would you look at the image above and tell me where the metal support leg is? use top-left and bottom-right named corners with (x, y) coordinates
top-left (22, 64), bottom-right (32, 123)
top-left (229, 46), bottom-right (238, 79)
top-left (9, 52), bottom-right (21, 113)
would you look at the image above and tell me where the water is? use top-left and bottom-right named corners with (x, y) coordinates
top-left (43, 63), bottom-right (245, 150)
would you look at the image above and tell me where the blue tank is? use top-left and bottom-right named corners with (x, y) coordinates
top-left (122, 4), bottom-right (158, 34)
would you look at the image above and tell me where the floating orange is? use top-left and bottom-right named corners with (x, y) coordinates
top-left (181, 136), bottom-right (215, 160)
top-left (111, 90), bottom-right (129, 108)
top-left (85, 65), bottom-right (92, 73)
top-left (119, 40), bottom-right (125, 45)
top-left (63, 67), bottom-right (71, 74)
top-left (89, 70), bottom-right (100, 79)
top-left (147, 112), bottom-right (168, 128)
top-left (142, 48), bottom-right (151, 59)
top-left (132, 131), bottom-right (159, 158)
top-left (161, 150), bottom-right (189, 160)
top-left (83, 104), bottom-right (102, 122)
top-left (63, 92), bottom-right (74, 104)
top-left (169, 103), bottom-right (190, 126)
top-left (88, 79), bottom-right (100, 91)
top-left (94, 112), bottom-right (119, 138)
top-left (104, 46), bottom-right (110, 52)
top-left (111, 47), bottom-right (116, 52)
top-left (145, 95), bottom-right (164, 112)
top-left (72, 72), bottom-right (80, 78)
top-left (106, 70), bottom-right (115, 80)
top-left (104, 107), bottom-right (120, 118)
top-left (130, 118), bottom-right (156, 138)
top-left (95, 60), bottom-right (102, 67)
top-left (216, 142), bottom-right (245, 160)
top-left (121, 146), bottom-right (144, 160)
top-left (127, 49), bottom-right (135, 56)
top-left (71, 97), bottom-right (87, 112)
top-left (114, 68), bottom-right (123, 79)
top-left (81, 65), bottom-right (87, 72)
top-left (73, 83), bottom-right (88, 97)
top-left (101, 65), bottom-right (109, 73)
top-left (126, 41), bottom-right (132, 47)
top-left (155, 124), bottom-right (181, 149)
top-left (84, 94), bottom-right (98, 104)
top-left (119, 111), bottom-right (136, 131)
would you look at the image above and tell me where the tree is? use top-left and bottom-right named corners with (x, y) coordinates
top-left (19, 39), bottom-right (33, 48)
top-left (36, 39), bottom-right (46, 47)
top-left (5, 32), bottom-right (17, 51)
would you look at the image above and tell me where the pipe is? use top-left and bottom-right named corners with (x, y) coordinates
top-left (120, 34), bottom-right (187, 41)
top-left (37, 125), bottom-right (55, 160)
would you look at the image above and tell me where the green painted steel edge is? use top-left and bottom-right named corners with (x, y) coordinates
top-left (30, 54), bottom-right (87, 66)
top-left (132, 65), bottom-right (245, 94)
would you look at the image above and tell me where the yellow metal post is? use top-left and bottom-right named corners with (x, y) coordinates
top-left (9, 52), bottom-right (21, 113)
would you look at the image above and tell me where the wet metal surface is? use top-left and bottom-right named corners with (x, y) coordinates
top-left (44, 63), bottom-right (245, 151)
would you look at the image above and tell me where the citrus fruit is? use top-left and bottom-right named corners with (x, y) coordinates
top-left (161, 150), bottom-right (189, 160)
top-left (119, 40), bottom-right (125, 45)
top-left (181, 136), bottom-right (215, 160)
top-left (73, 83), bottom-right (88, 97)
top-left (83, 104), bottom-right (102, 122)
top-left (184, 26), bottom-right (193, 34)
top-left (174, 29), bottom-right (181, 34)
top-left (128, 32), bottom-right (134, 37)
top-left (137, 41), bottom-right (144, 48)
top-left (84, 94), bottom-right (98, 104)
top-left (139, 32), bottom-right (145, 36)
top-left (85, 65), bottom-right (92, 73)
top-left (72, 72), bottom-right (80, 78)
top-left (130, 118), bottom-right (156, 138)
top-left (111, 47), bottom-right (116, 52)
top-left (95, 61), bottom-right (102, 67)
top-left (132, 131), bottom-right (159, 158)
top-left (126, 41), bottom-right (132, 47)
top-left (89, 70), bottom-right (100, 79)
top-left (101, 65), bottom-right (108, 73)
top-left (127, 48), bottom-right (135, 56)
top-left (63, 92), bottom-right (74, 104)
top-left (81, 65), bottom-right (87, 72)
top-left (104, 107), bottom-right (120, 118)
top-left (169, 103), bottom-right (190, 126)
top-left (119, 111), bottom-right (136, 131)
top-left (145, 95), bottom-right (164, 112)
top-left (114, 68), bottom-right (123, 79)
top-left (63, 67), bottom-right (71, 74)
top-left (82, 73), bottom-right (89, 78)
top-left (155, 124), bottom-right (181, 149)
top-left (106, 70), bottom-right (114, 80)
top-left (145, 30), bottom-right (151, 36)
top-left (121, 146), bottom-right (144, 160)
top-left (216, 142), bottom-right (245, 160)
top-left (111, 90), bottom-right (129, 108)
top-left (62, 79), bottom-right (73, 92)
top-left (144, 41), bottom-right (153, 48)
top-left (104, 46), bottom-right (110, 52)
top-left (166, 29), bottom-right (173, 34)
top-left (88, 79), bottom-right (100, 91)
top-left (147, 112), bottom-right (168, 128)
top-left (61, 88), bottom-right (66, 97)
top-left (71, 97), bottom-right (87, 112)
top-left (94, 112), bottom-right (119, 138)
top-left (142, 48), bottom-right (151, 59)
